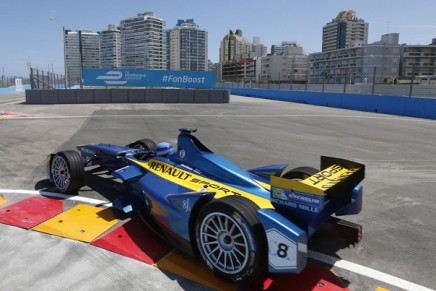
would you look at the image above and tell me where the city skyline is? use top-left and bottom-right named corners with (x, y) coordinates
top-left (1, 0), bottom-right (436, 76)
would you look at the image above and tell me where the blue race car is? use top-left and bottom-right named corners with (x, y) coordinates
top-left (47, 128), bottom-right (364, 284)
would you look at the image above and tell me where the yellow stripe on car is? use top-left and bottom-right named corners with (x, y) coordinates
top-left (130, 159), bottom-right (273, 209)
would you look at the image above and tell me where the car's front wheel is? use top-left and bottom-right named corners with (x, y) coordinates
top-left (50, 151), bottom-right (84, 193)
top-left (195, 195), bottom-right (266, 285)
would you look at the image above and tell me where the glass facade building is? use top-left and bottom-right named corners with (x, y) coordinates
top-left (100, 25), bottom-right (121, 69)
top-left (120, 12), bottom-right (166, 70)
top-left (167, 19), bottom-right (208, 71)
top-left (64, 29), bottom-right (100, 87)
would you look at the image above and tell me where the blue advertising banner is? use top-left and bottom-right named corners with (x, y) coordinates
top-left (83, 69), bottom-right (216, 88)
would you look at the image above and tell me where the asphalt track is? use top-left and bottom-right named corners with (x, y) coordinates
top-left (0, 91), bottom-right (435, 291)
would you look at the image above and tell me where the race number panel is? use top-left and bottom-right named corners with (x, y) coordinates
top-left (266, 228), bottom-right (297, 269)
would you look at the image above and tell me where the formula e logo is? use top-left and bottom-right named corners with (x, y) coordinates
top-left (96, 71), bottom-right (128, 85)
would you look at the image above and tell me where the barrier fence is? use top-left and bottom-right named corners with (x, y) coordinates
top-left (30, 68), bottom-right (66, 90)
top-left (218, 82), bottom-right (436, 99)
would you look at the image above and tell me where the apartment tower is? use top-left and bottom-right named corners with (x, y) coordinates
top-left (64, 29), bottom-right (100, 87)
top-left (120, 12), bottom-right (166, 69)
top-left (167, 19), bottom-right (208, 71)
top-left (100, 25), bottom-right (121, 69)
top-left (322, 10), bottom-right (368, 52)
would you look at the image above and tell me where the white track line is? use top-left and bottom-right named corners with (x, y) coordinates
top-left (308, 251), bottom-right (434, 291)
top-left (0, 189), bottom-right (112, 207)
top-left (1, 113), bottom-right (435, 123)
top-left (0, 189), bottom-right (433, 291)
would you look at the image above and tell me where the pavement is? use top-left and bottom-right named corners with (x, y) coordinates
top-left (0, 91), bottom-right (435, 291)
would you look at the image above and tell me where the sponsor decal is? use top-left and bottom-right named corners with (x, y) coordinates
top-left (134, 159), bottom-right (273, 209)
top-left (271, 193), bottom-right (323, 213)
top-left (85, 69), bottom-right (216, 88)
top-left (179, 150), bottom-right (186, 159)
top-left (161, 75), bottom-right (206, 84)
top-left (148, 161), bottom-right (193, 180)
top-left (302, 164), bottom-right (359, 190)
top-left (96, 71), bottom-right (128, 85)
top-left (272, 187), bottom-right (322, 208)
top-left (182, 198), bottom-right (191, 212)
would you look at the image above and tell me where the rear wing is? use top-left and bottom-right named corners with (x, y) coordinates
top-left (302, 156), bottom-right (364, 199)
top-left (270, 156), bottom-right (364, 236)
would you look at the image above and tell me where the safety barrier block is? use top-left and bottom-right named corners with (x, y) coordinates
top-left (111, 89), bottom-right (129, 103)
top-left (0, 196), bottom-right (63, 229)
top-left (76, 89), bottom-right (95, 103)
top-left (91, 216), bottom-right (173, 264)
top-left (162, 89), bottom-right (179, 103)
top-left (33, 204), bottom-right (118, 243)
top-left (128, 89), bottom-right (145, 103)
top-left (178, 89), bottom-right (195, 103)
top-left (210, 89), bottom-right (229, 103)
top-left (145, 89), bottom-right (163, 103)
top-left (194, 90), bottom-right (210, 103)
top-left (94, 90), bottom-right (112, 103)
top-left (58, 89), bottom-right (77, 104)
top-left (41, 90), bottom-right (59, 104)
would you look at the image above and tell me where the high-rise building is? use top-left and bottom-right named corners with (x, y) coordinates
top-left (219, 30), bottom-right (253, 81)
top-left (100, 25), bottom-right (121, 69)
top-left (252, 36), bottom-right (267, 57)
top-left (120, 12), bottom-right (166, 69)
top-left (219, 30), bottom-right (252, 63)
top-left (166, 19), bottom-right (208, 71)
top-left (322, 10), bottom-right (368, 52)
top-left (64, 29), bottom-right (100, 87)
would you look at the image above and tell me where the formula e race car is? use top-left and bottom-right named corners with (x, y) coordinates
top-left (46, 128), bottom-right (365, 285)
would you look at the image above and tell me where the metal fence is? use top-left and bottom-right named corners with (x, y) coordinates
top-left (218, 82), bottom-right (436, 98)
top-left (30, 68), bottom-right (66, 90)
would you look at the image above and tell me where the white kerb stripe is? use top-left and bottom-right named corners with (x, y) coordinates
top-left (0, 189), bottom-right (112, 207)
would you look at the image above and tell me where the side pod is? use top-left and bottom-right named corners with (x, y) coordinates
top-left (257, 208), bottom-right (307, 273)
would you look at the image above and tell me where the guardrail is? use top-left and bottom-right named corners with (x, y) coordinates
top-left (226, 87), bottom-right (436, 120)
top-left (218, 82), bottom-right (436, 99)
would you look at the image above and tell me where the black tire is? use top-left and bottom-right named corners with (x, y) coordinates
top-left (195, 195), bottom-right (267, 285)
top-left (129, 139), bottom-right (157, 152)
top-left (50, 150), bottom-right (85, 193)
top-left (281, 166), bottom-right (319, 181)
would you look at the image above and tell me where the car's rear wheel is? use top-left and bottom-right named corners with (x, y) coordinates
top-left (281, 166), bottom-right (319, 181)
top-left (50, 151), bottom-right (84, 193)
top-left (195, 195), bottom-right (267, 285)
top-left (129, 139), bottom-right (157, 152)
top-left (129, 139), bottom-right (157, 160)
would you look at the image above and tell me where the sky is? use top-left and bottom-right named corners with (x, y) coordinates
top-left (1, 0), bottom-right (436, 77)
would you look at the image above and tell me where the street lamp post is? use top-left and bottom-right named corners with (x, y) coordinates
top-left (322, 70), bottom-right (330, 92)
top-left (78, 30), bottom-right (84, 88)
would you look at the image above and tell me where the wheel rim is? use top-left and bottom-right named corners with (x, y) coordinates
top-left (199, 212), bottom-right (249, 274)
top-left (52, 155), bottom-right (70, 191)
